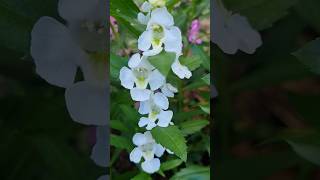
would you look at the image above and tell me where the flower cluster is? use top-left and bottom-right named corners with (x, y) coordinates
top-left (119, 0), bottom-right (191, 174)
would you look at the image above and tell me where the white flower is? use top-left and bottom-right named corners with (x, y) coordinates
top-left (31, 16), bottom-right (108, 126)
top-left (137, 0), bottom-right (167, 25)
top-left (138, 92), bottom-right (173, 130)
top-left (138, 7), bottom-right (182, 57)
top-left (129, 131), bottom-right (168, 174)
top-left (161, 83), bottom-right (178, 98)
top-left (171, 53), bottom-right (192, 79)
top-left (58, 0), bottom-right (107, 52)
top-left (119, 53), bottom-right (165, 101)
top-left (212, 0), bottom-right (262, 54)
top-left (91, 126), bottom-right (109, 167)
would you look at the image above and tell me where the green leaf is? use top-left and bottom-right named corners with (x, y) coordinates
top-left (110, 53), bottom-right (127, 80)
top-left (110, 119), bottom-right (130, 132)
top-left (200, 104), bottom-right (210, 114)
top-left (179, 120), bottom-right (209, 136)
top-left (110, 134), bottom-right (133, 151)
top-left (201, 74), bottom-right (210, 85)
top-left (160, 159), bottom-right (183, 171)
top-left (151, 125), bottom-right (187, 162)
top-left (171, 165), bottom-right (210, 180)
top-left (180, 56), bottom-right (202, 71)
top-left (191, 45), bottom-right (210, 70)
top-left (148, 51), bottom-right (176, 77)
top-left (294, 0), bottom-right (320, 34)
top-left (131, 172), bottom-right (152, 180)
top-left (293, 38), bottom-right (320, 75)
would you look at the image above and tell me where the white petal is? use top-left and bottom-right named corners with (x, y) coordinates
top-left (164, 27), bottom-right (182, 54)
top-left (119, 67), bottom-right (134, 89)
top-left (161, 83), bottom-right (177, 98)
top-left (138, 12), bottom-right (150, 25)
top-left (128, 53), bottom-right (142, 68)
top-left (148, 7), bottom-right (174, 28)
top-left (166, 148), bottom-right (174, 154)
top-left (65, 81), bottom-right (108, 125)
top-left (130, 88), bottom-right (152, 101)
top-left (130, 147), bottom-right (143, 163)
top-left (139, 100), bottom-right (151, 115)
top-left (141, 2), bottom-right (152, 12)
top-left (138, 30), bottom-right (152, 51)
top-left (31, 16), bottom-right (82, 88)
top-left (91, 126), bottom-right (109, 167)
top-left (146, 121), bottom-right (157, 130)
top-left (153, 92), bottom-right (169, 110)
top-left (157, 110), bottom-right (173, 127)
top-left (143, 46), bottom-right (163, 57)
top-left (149, 69), bottom-right (165, 90)
top-left (138, 117), bottom-right (151, 127)
top-left (154, 144), bottom-right (165, 157)
top-left (171, 60), bottom-right (192, 79)
top-left (141, 158), bottom-right (161, 174)
top-left (167, 83), bottom-right (178, 93)
top-left (144, 131), bottom-right (155, 143)
top-left (132, 133), bottom-right (147, 146)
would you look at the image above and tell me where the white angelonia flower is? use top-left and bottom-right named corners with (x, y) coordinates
top-left (171, 53), bottom-right (192, 79)
top-left (161, 83), bottom-right (178, 98)
top-left (137, 0), bottom-right (167, 25)
top-left (138, 7), bottom-right (182, 57)
top-left (130, 131), bottom-right (169, 174)
top-left (212, 0), bottom-right (262, 54)
top-left (119, 53), bottom-right (165, 101)
top-left (31, 16), bottom-right (108, 126)
top-left (138, 92), bottom-right (173, 130)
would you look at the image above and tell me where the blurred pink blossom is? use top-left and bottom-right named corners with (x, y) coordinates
top-left (188, 19), bottom-right (202, 44)
top-left (110, 16), bottom-right (118, 40)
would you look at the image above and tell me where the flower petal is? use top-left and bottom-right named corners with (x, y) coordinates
top-left (141, 2), bottom-right (152, 12)
top-left (164, 27), bottom-right (182, 54)
top-left (138, 117), bottom-right (151, 127)
top-left (141, 158), bottom-right (161, 174)
top-left (138, 12), bottom-right (150, 25)
top-left (157, 110), bottom-right (173, 127)
top-left (138, 30), bottom-right (152, 51)
top-left (146, 121), bottom-right (157, 130)
top-left (132, 133), bottom-right (147, 146)
top-left (139, 100), bottom-right (151, 115)
top-left (143, 46), bottom-right (163, 57)
top-left (128, 53), bottom-right (142, 68)
top-left (130, 88), bottom-right (152, 101)
top-left (119, 67), bottom-right (135, 89)
top-left (31, 16), bottom-right (82, 88)
top-left (130, 147), bottom-right (143, 163)
top-left (148, 7), bottom-right (174, 28)
top-left (154, 144), bottom-right (165, 157)
top-left (65, 81), bottom-right (108, 125)
top-left (161, 83), bottom-right (177, 97)
top-left (149, 69), bottom-right (165, 90)
top-left (171, 59), bottom-right (192, 79)
top-left (153, 92), bottom-right (169, 110)
top-left (91, 126), bottom-right (109, 167)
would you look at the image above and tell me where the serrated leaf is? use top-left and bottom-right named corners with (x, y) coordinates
top-left (293, 38), bottom-right (320, 74)
top-left (171, 165), bottom-right (210, 180)
top-left (110, 134), bottom-right (133, 151)
top-left (151, 125), bottom-right (187, 161)
top-left (160, 159), bottom-right (183, 171)
top-left (179, 120), bottom-right (209, 136)
top-left (148, 51), bottom-right (176, 77)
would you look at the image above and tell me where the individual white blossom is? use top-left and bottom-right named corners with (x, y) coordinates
top-left (138, 7), bottom-right (182, 57)
top-left (171, 53), bottom-right (192, 79)
top-left (129, 131), bottom-right (171, 174)
top-left (119, 53), bottom-right (165, 101)
top-left (138, 92), bottom-right (173, 130)
top-left (212, 0), bottom-right (262, 54)
top-left (137, 0), bottom-right (167, 25)
top-left (31, 16), bottom-right (108, 126)
top-left (161, 83), bottom-right (178, 98)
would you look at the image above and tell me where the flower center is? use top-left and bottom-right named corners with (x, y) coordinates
top-left (151, 24), bottom-right (164, 47)
top-left (149, 104), bottom-right (161, 120)
top-left (141, 143), bottom-right (155, 160)
top-left (133, 67), bottom-right (149, 88)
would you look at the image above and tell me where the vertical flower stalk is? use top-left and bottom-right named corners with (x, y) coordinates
top-left (118, 0), bottom-right (191, 174)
